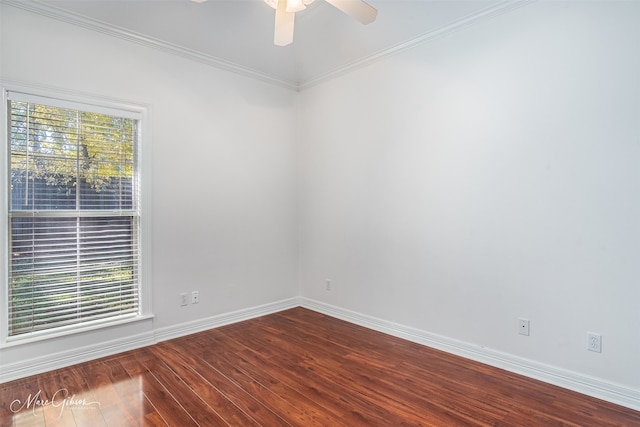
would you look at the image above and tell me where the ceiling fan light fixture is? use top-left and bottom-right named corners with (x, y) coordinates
top-left (285, 0), bottom-right (303, 12)
top-left (265, 0), bottom-right (314, 11)
top-left (285, 0), bottom-right (306, 13)
top-left (267, 0), bottom-right (375, 47)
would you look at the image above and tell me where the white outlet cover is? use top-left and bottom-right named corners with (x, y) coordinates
top-left (587, 332), bottom-right (602, 353)
top-left (518, 318), bottom-right (530, 336)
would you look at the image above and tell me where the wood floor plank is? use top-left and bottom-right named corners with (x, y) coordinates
top-left (214, 326), bottom-right (406, 426)
top-left (178, 336), bottom-right (348, 427)
top-left (156, 341), bottom-right (291, 427)
top-left (139, 347), bottom-right (232, 426)
top-left (2, 307), bottom-right (640, 426)
top-left (153, 341), bottom-right (261, 427)
top-left (177, 338), bottom-right (345, 427)
top-left (78, 358), bottom-right (155, 427)
top-left (189, 333), bottom-right (355, 425)
top-left (51, 367), bottom-right (106, 427)
top-left (2, 380), bottom-right (43, 425)
top-left (35, 372), bottom-right (78, 426)
top-left (0, 376), bottom-right (48, 425)
top-left (218, 328), bottom-right (462, 425)
top-left (118, 349), bottom-right (199, 427)
top-left (190, 328), bottom-right (408, 425)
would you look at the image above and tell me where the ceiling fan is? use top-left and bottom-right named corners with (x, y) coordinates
top-left (266, 0), bottom-right (377, 46)
top-left (193, 0), bottom-right (378, 47)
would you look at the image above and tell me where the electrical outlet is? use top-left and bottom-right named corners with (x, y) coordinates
top-left (325, 279), bottom-right (332, 291)
top-left (180, 292), bottom-right (188, 306)
top-left (191, 291), bottom-right (199, 304)
top-left (587, 332), bottom-right (602, 353)
top-left (518, 318), bottom-right (530, 336)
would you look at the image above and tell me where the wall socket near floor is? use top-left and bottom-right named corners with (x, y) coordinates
top-left (587, 332), bottom-right (602, 353)
top-left (518, 318), bottom-right (530, 336)
top-left (180, 291), bottom-right (200, 306)
top-left (325, 279), bottom-right (332, 291)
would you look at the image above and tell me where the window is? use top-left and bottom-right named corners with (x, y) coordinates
top-left (6, 91), bottom-right (143, 339)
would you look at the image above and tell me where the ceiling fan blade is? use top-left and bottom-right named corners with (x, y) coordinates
top-left (274, 0), bottom-right (295, 46)
top-left (324, 0), bottom-right (377, 25)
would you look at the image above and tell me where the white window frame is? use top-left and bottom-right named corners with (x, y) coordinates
top-left (0, 82), bottom-right (153, 346)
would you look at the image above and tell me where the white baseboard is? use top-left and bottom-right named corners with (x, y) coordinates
top-left (300, 297), bottom-right (640, 412)
top-left (1, 297), bottom-right (300, 384)
top-left (154, 297), bottom-right (300, 343)
top-left (0, 331), bottom-right (156, 383)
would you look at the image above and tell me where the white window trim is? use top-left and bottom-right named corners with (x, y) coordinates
top-left (0, 81), bottom-right (153, 347)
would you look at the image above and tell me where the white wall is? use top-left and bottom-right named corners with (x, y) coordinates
top-left (0, 4), bottom-right (298, 372)
top-left (298, 0), bottom-right (640, 395)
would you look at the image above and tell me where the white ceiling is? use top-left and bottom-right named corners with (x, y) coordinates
top-left (19, 0), bottom-right (520, 88)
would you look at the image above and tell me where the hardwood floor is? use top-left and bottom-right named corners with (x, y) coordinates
top-left (1, 308), bottom-right (639, 426)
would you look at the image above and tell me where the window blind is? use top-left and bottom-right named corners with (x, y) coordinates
top-left (7, 94), bottom-right (141, 337)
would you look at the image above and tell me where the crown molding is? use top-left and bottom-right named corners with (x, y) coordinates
top-left (298, 0), bottom-right (535, 90)
top-left (1, 0), bottom-right (533, 91)
top-left (1, 0), bottom-right (299, 91)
